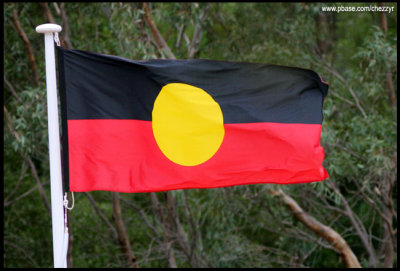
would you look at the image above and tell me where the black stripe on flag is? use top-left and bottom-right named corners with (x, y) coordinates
top-left (58, 47), bottom-right (328, 124)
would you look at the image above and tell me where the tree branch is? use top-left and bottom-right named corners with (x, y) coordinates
top-left (24, 154), bottom-right (51, 216)
top-left (39, 2), bottom-right (56, 23)
top-left (11, 9), bottom-right (40, 86)
top-left (52, 2), bottom-right (61, 16)
top-left (5, 161), bottom-right (28, 203)
top-left (175, 23), bottom-right (185, 49)
top-left (166, 192), bottom-right (191, 257)
top-left (84, 192), bottom-right (118, 242)
top-left (4, 183), bottom-right (44, 207)
top-left (4, 75), bottom-right (23, 103)
top-left (149, 193), bottom-right (178, 268)
top-left (330, 182), bottom-right (377, 267)
top-left (4, 105), bottom-right (51, 216)
top-left (269, 188), bottom-right (361, 268)
top-left (310, 58), bottom-right (367, 118)
top-left (112, 192), bottom-right (139, 267)
top-left (378, 2), bottom-right (396, 108)
top-left (59, 3), bottom-right (73, 49)
top-left (182, 191), bottom-right (204, 265)
top-left (120, 198), bottom-right (162, 243)
top-left (188, 4), bottom-right (210, 59)
top-left (4, 240), bottom-right (40, 267)
top-left (142, 2), bottom-right (176, 59)
top-left (39, 2), bottom-right (68, 48)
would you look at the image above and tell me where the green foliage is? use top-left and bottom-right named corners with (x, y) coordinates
top-left (4, 2), bottom-right (397, 268)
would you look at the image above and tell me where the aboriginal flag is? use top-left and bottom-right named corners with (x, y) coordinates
top-left (57, 47), bottom-right (329, 193)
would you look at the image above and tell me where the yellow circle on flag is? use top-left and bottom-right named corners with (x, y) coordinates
top-left (152, 83), bottom-right (225, 166)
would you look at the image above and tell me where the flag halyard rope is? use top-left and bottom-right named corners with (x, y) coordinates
top-left (61, 192), bottom-right (74, 267)
top-left (54, 32), bottom-right (60, 46)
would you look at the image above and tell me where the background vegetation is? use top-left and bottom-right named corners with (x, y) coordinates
top-left (3, 2), bottom-right (397, 268)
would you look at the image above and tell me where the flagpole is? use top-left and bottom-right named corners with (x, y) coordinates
top-left (36, 23), bottom-right (66, 268)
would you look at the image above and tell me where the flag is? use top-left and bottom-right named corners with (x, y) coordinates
top-left (57, 47), bottom-right (329, 193)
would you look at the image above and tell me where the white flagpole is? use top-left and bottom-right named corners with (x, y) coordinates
top-left (35, 23), bottom-right (66, 268)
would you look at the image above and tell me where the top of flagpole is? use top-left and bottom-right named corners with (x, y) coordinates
top-left (36, 23), bottom-right (62, 34)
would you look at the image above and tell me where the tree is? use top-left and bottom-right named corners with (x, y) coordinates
top-left (4, 2), bottom-right (397, 268)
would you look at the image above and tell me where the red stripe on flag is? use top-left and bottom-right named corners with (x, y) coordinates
top-left (67, 120), bottom-right (328, 192)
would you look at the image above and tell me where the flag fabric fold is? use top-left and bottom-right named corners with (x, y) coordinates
top-left (57, 47), bottom-right (329, 193)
